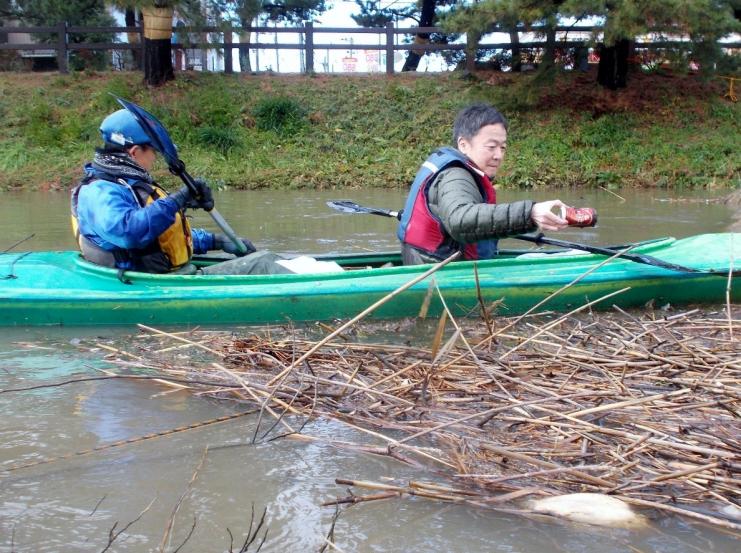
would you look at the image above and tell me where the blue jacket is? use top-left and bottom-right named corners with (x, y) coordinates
top-left (75, 164), bottom-right (214, 257)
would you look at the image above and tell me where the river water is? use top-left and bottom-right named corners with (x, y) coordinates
top-left (0, 188), bottom-right (738, 552)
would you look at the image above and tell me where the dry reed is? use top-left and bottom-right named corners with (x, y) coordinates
top-left (97, 305), bottom-right (740, 530)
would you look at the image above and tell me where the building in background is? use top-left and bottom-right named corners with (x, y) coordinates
top-left (0, 20), bottom-right (56, 70)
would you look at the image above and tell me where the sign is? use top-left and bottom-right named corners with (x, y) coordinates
top-left (342, 56), bottom-right (357, 72)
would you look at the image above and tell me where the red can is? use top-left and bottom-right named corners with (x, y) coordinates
top-left (563, 206), bottom-right (598, 227)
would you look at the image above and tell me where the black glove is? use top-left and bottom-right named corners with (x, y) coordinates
top-left (170, 178), bottom-right (214, 211)
top-left (213, 233), bottom-right (256, 257)
top-left (190, 178), bottom-right (214, 211)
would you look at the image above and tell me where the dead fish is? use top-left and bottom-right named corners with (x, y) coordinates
top-left (529, 493), bottom-right (647, 528)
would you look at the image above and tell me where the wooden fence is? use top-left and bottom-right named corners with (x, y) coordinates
top-left (1, 22), bottom-right (738, 74)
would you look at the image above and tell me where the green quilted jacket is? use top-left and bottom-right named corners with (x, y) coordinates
top-left (428, 166), bottom-right (537, 243)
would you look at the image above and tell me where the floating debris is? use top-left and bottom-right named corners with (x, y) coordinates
top-left (91, 306), bottom-right (740, 530)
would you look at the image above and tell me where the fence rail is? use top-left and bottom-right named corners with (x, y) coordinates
top-left (1, 22), bottom-right (739, 74)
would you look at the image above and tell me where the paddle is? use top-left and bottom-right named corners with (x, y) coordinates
top-left (326, 200), bottom-right (734, 275)
top-left (115, 96), bottom-right (248, 255)
top-left (505, 233), bottom-right (730, 275)
top-left (328, 200), bottom-right (401, 220)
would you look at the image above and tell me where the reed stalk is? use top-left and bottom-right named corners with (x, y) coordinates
top-left (68, 303), bottom-right (740, 530)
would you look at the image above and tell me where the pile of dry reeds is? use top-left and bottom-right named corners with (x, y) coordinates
top-left (101, 306), bottom-right (740, 530)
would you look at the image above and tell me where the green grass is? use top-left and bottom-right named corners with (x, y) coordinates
top-left (0, 70), bottom-right (738, 191)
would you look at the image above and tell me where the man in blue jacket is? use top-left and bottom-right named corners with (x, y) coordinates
top-left (71, 109), bottom-right (256, 274)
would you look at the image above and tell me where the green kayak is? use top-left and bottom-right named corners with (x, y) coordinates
top-left (0, 234), bottom-right (738, 327)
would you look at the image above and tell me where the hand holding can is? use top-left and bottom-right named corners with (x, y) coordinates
top-left (561, 206), bottom-right (598, 227)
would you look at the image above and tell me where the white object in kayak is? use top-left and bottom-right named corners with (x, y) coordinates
top-left (276, 256), bottom-right (344, 274)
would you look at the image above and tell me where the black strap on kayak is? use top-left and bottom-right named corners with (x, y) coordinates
top-left (1, 251), bottom-right (33, 280)
top-left (2, 234), bottom-right (35, 254)
top-left (117, 268), bottom-right (132, 285)
top-left (515, 233), bottom-right (737, 276)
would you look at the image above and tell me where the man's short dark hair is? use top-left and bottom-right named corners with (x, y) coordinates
top-left (452, 103), bottom-right (509, 144)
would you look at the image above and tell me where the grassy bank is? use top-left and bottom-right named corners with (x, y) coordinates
top-left (0, 70), bottom-right (738, 191)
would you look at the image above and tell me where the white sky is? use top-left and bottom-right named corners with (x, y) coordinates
top-left (316, 0), bottom-right (368, 27)
top-left (315, 0), bottom-right (418, 27)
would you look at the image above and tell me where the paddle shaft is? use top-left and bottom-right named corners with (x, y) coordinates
top-left (327, 200), bottom-right (732, 275)
top-left (513, 234), bottom-right (716, 274)
top-left (175, 166), bottom-right (247, 255)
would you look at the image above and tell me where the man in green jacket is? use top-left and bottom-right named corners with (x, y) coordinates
top-left (397, 103), bottom-right (568, 265)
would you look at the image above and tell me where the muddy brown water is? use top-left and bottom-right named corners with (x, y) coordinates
top-left (0, 188), bottom-right (738, 552)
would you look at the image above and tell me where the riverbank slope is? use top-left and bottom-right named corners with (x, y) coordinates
top-left (0, 70), bottom-right (738, 190)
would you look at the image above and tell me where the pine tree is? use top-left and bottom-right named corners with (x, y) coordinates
top-left (210, 0), bottom-right (327, 72)
top-left (352, 0), bottom-right (464, 72)
top-left (443, 0), bottom-right (739, 87)
top-left (561, 0), bottom-right (739, 85)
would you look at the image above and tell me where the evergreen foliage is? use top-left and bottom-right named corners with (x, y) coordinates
top-left (443, 1), bottom-right (740, 85)
top-left (353, 0), bottom-right (467, 70)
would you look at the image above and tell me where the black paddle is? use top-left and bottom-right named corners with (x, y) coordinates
top-left (115, 97), bottom-right (248, 255)
top-left (326, 200), bottom-right (735, 275)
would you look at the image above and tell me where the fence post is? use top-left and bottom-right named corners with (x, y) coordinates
top-left (385, 21), bottom-right (394, 74)
top-left (57, 21), bottom-right (68, 74)
top-left (224, 23), bottom-right (233, 74)
top-left (304, 21), bottom-right (314, 74)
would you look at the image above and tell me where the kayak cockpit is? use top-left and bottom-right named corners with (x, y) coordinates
top-left (71, 236), bottom-right (676, 279)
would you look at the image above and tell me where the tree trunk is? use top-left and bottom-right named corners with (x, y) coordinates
top-left (144, 38), bottom-right (174, 85)
top-left (464, 29), bottom-right (480, 74)
top-left (615, 39), bottom-right (630, 87)
top-left (142, 6), bottom-right (174, 86)
top-left (509, 28), bottom-right (521, 72)
top-left (402, 0), bottom-right (436, 72)
top-left (237, 9), bottom-right (259, 72)
top-left (239, 30), bottom-right (251, 72)
top-left (597, 43), bottom-right (614, 86)
top-left (125, 8), bottom-right (141, 70)
top-left (597, 38), bottom-right (631, 89)
top-left (542, 23), bottom-right (556, 70)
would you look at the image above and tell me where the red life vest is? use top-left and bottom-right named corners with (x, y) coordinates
top-left (397, 147), bottom-right (498, 260)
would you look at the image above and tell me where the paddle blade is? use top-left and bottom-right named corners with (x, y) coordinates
top-left (327, 200), bottom-right (366, 214)
top-left (327, 200), bottom-right (400, 219)
top-left (114, 96), bottom-right (180, 168)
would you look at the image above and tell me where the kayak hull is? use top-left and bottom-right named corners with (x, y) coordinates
top-left (1, 234), bottom-right (738, 327)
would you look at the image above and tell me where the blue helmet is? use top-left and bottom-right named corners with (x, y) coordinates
top-left (99, 109), bottom-right (152, 148)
